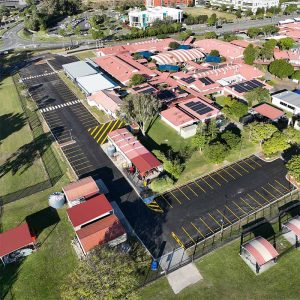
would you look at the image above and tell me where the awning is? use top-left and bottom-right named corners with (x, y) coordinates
top-left (0, 223), bottom-right (34, 258)
top-left (284, 216), bottom-right (300, 237)
top-left (243, 236), bottom-right (279, 266)
top-left (131, 153), bottom-right (161, 175)
top-left (152, 49), bottom-right (204, 65)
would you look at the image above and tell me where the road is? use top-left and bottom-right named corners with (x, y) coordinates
top-left (1, 13), bottom-right (300, 52)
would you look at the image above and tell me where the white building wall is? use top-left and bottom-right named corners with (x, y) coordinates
top-left (209, 0), bottom-right (279, 13)
top-left (272, 97), bottom-right (300, 114)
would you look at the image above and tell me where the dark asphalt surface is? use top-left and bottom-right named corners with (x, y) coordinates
top-left (19, 58), bottom-right (295, 258)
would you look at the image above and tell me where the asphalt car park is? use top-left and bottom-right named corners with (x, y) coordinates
top-left (46, 55), bottom-right (79, 71)
top-left (153, 155), bottom-right (295, 249)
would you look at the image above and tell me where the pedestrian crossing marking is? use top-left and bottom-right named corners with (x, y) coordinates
top-left (39, 100), bottom-right (82, 112)
top-left (22, 72), bottom-right (56, 80)
top-left (147, 200), bottom-right (164, 213)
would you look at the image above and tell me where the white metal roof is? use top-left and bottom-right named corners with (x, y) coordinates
top-left (62, 61), bottom-right (98, 79)
top-left (77, 73), bottom-right (117, 94)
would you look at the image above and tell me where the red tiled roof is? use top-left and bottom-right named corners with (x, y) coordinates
top-left (243, 237), bottom-right (279, 266)
top-left (108, 128), bottom-right (162, 174)
top-left (161, 106), bottom-right (194, 127)
top-left (67, 194), bottom-right (113, 228)
top-left (87, 90), bottom-right (121, 114)
top-left (76, 215), bottom-right (126, 253)
top-left (0, 223), bottom-right (34, 258)
top-left (253, 103), bottom-right (284, 120)
top-left (230, 39), bottom-right (250, 48)
top-left (63, 176), bottom-right (99, 202)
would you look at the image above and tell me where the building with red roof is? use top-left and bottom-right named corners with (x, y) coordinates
top-left (0, 223), bottom-right (36, 265)
top-left (67, 194), bottom-right (113, 231)
top-left (107, 128), bottom-right (163, 178)
top-left (76, 215), bottom-right (126, 255)
top-left (252, 103), bottom-right (284, 121)
top-left (240, 236), bottom-right (279, 274)
top-left (282, 216), bottom-right (300, 247)
top-left (63, 176), bottom-right (99, 207)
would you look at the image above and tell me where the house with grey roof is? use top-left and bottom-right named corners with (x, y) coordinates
top-left (272, 90), bottom-right (300, 115)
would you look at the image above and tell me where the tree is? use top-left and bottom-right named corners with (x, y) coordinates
top-left (192, 132), bottom-right (206, 151)
top-left (206, 119), bottom-right (219, 142)
top-left (262, 132), bottom-right (290, 157)
top-left (129, 74), bottom-right (147, 86)
top-left (259, 41), bottom-right (275, 61)
top-left (277, 37), bottom-right (295, 50)
top-left (261, 25), bottom-right (279, 37)
top-left (118, 93), bottom-right (161, 135)
top-left (223, 33), bottom-right (238, 42)
top-left (221, 131), bottom-right (241, 150)
top-left (284, 4), bottom-right (297, 15)
top-left (169, 41), bottom-right (180, 50)
top-left (204, 142), bottom-right (229, 163)
top-left (249, 122), bottom-right (278, 145)
top-left (283, 126), bottom-right (300, 143)
top-left (209, 49), bottom-right (220, 57)
top-left (247, 27), bottom-right (261, 39)
top-left (151, 176), bottom-right (174, 193)
top-left (236, 9), bottom-right (242, 18)
top-left (61, 246), bottom-right (140, 300)
top-left (222, 101), bottom-right (248, 119)
top-left (245, 9), bottom-right (253, 17)
top-left (164, 158), bottom-right (184, 180)
top-left (204, 31), bottom-right (217, 39)
top-left (287, 155), bottom-right (300, 182)
top-left (291, 70), bottom-right (300, 81)
top-left (244, 87), bottom-right (271, 106)
top-left (0, 5), bottom-right (9, 19)
top-left (243, 44), bottom-right (258, 65)
top-left (269, 59), bottom-right (294, 79)
top-left (75, 25), bottom-right (81, 35)
top-left (207, 13), bottom-right (217, 26)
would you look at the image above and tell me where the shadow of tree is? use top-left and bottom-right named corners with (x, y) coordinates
top-left (0, 132), bottom-right (54, 178)
top-left (0, 113), bottom-right (27, 145)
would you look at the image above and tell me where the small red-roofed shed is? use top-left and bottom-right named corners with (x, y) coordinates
top-left (253, 103), bottom-right (284, 121)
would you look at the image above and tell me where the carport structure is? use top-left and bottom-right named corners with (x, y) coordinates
top-left (0, 223), bottom-right (36, 266)
top-left (282, 216), bottom-right (300, 247)
top-left (240, 236), bottom-right (279, 274)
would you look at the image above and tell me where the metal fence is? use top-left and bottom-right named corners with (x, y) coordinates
top-left (0, 76), bottom-right (63, 205)
top-left (140, 188), bottom-right (299, 286)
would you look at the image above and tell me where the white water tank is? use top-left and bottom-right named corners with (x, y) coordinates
top-left (49, 192), bottom-right (65, 209)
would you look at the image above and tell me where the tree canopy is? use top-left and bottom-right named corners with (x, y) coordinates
top-left (262, 132), bottom-right (290, 157)
top-left (291, 70), bottom-right (300, 81)
top-left (277, 37), bottom-right (295, 50)
top-left (61, 245), bottom-right (143, 300)
top-left (169, 41), bottom-right (180, 50)
top-left (221, 131), bottom-right (241, 150)
top-left (204, 31), bottom-right (217, 39)
top-left (269, 59), bottom-right (294, 79)
top-left (244, 87), bottom-right (271, 106)
top-left (243, 44), bottom-right (258, 65)
top-left (204, 142), bottom-right (228, 164)
top-left (287, 155), bottom-right (300, 182)
top-left (129, 74), bottom-right (147, 86)
top-left (247, 27), bottom-right (261, 39)
top-left (249, 122), bottom-right (278, 145)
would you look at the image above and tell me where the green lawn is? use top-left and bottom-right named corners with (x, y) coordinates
top-left (1, 174), bottom-right (77, 300)
top-left (139, 236), bottom-right (300, 300)
top-left (183, 7), bottom-right (236, 20)
top-left (75, 50), bottom-right (96, 60)
top-left (145, 118), bottom-right (192, 153)
top-left (0, 77), bottom-right (48, 197)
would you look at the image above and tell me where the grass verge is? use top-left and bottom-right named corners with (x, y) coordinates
top-left (183, 7), bottom-right (236, 20)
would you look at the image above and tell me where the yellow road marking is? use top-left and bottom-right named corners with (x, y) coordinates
top-left (247, 194), bottom-right (263, 208)
top-left (177, 187), bottom-right (190, 200)
top-left (255, 190), bottom-right (271, 203)
top-left (169, 191), bottom-right (182, 205)
top-left (171, 232), bottom-right (185, 249)
top-left (101, 120), bottom-right (121, 144)
top-left (118, 121), bottom-right (124, 128)
top-left (208, 213), bottom-right (221, 227)
top-left (268, 182), bottom-right (285, 196)
top-left (93, 123), bottom-right (106, 139)
top-left (222, 168), bottom-right (236, 179)
top-left (186, 184), bottom-right (198, 196)
top-left (90, 125), bottom-right (98, 135)
top-left (240, 197), bottom-right (255, 210)
top-left (229, 165), bottom-right (242, 176)
top-left (193, 181), bottom-right (206, 193)
top-left (216, 209), bottom-right (232, 224)
top-left (161, 194), bottom-right (173, 208)
top-left (249, 157), bottom-right (262, 167)
top-left (88, 128), bottom-right (91, 132)
top-left (147, 201), bottom-right (164, 213)
top-left (215, 171), bottom-right (229, 183)
top-left (97, 120), bottom-right (113, 143)
top-left (243, 160), bottom-right (255, 170)
top-left (199, 217), bottom-right (214, 234)
top-left (182, 226), bottom-right (196, 244)
top-left (225, 205), bottom-right (239, 220)
top-left (201, 177), bottom-right (214, 189)
top-left (208, 174), bottom-right (221, 186)
top-left (261, 186), bottom-right (276, 199)
top-left (236, 162), bottom-right (249, 173)
top-left (232, 200), bottom-right (247, 214)
top-left (191, 222), bottom-right (205, 238)
top-left (275, 180), bottom-right (290, 192)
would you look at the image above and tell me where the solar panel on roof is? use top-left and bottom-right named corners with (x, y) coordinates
top-left (157, 90), bottom-right (175, 100)
top-left (191, 103), bottom-right (206, 110)
top-left (132, 85), bottom-right (147, 91)
top-left (196, 107), bottom-right (213, 115)
top-left (141, 88), bottom-right (156, 94)
top-left (185, 101), bottom-right (196, 108)
top-left (199, 77), bottom-right (214, 86)
top-left (182, 77), bottom-right (195, 84)
top-left (231, 79), bottom-right (265, 93)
